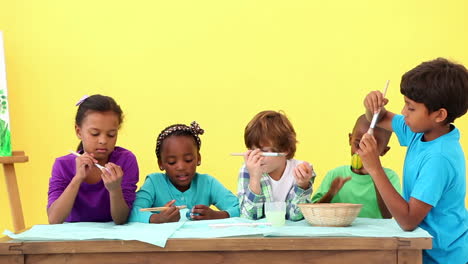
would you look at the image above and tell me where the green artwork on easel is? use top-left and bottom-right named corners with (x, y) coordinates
top-left (0, 31), bottom-right (12, 156)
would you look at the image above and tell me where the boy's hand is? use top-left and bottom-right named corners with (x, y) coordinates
top-left (364, 91), bottom-right (389, 114)
top-left (329, 176), bottom-right (352, 195)
top-left (74, 152), bottom-right (98, 182)
top-left (102, 162), bottom-right (123, 192)
top-left (244, 149), bottom-right (264, 180)
top-left (357, 133), bottom-right (382, 175)
top-left (190, 205), bottom-right (228, 220)
top-left (316, 176), bottom-right (352, 203)
top-left (294, 162), bottom-right (314, 189)
top-left (149, 200), bottom-right (181, 223)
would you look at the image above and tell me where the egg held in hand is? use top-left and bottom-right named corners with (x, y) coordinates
top-left (351, 154), bottom-right (363, 170)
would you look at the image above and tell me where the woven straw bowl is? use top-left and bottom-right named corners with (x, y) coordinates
top-left (298, 203), bottom-right (362, 227)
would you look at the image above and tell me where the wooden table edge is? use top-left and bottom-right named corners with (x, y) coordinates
top-left (2, 236), bottom-right (432, 254)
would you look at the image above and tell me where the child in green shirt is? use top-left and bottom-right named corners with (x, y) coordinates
top-left (312, 114), bottom-right (401, 218)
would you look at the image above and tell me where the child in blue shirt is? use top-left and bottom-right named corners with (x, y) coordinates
top-left (129, 121), bottom-right (239, 223)
top-left (359, 58), bottom-right (468, 263)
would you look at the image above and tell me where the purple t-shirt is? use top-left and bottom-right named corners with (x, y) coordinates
top-left (47, 147), bottom-right (139, 222)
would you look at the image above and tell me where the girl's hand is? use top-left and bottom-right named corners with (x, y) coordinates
top-left (364, 91), bottom-right (389, 114)
top-left (244, 149), bottom-right (264, 180)
top-left (329, 176), bottom-right (352, 195)
top-left (101, 162), bottom-right (124, 192)
top-left (190, 205), bottom-right (228, 220)
top-left (357, 133), bottom-right (382, 175)
top-left (293, 162), bottom-right (314, 189)
top-left (74, 152), bottom-right (98, 182)
top-left (149, 200), bottom-right (181, 223)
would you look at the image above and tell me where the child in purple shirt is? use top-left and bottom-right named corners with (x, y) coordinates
top-left (47, 95), bottom-right (139, 224)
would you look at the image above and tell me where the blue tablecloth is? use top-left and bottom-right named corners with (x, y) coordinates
top-left (4, 217), bottom-right (432, 248)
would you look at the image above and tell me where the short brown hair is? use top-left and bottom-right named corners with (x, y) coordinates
top-left (244, 110), bottom-right (297, 159)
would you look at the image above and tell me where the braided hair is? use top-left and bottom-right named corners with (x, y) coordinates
top-left (155, 121), bottom-right (204, 160)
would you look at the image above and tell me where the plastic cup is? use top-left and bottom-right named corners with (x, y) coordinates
top-left (265, 201), bottom-right (286, 227)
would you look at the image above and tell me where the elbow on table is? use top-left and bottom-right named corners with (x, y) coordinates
top-left (398, 221), bottom-right (419, 231)
top-left (48, 216), bottom-right (64, 225)
top-left (47, 206), bottom-right (65, 224)
top-left (113, 213), bottom-right (130, 225)
top-left (113, 218), bottom-right (128, 225)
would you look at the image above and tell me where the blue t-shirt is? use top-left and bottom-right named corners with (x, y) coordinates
top-left (393, 115), bottom-right (468, 264)
top-left (129, 172), bottom-right (240, 223)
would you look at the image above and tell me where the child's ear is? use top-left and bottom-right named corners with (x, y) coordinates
top-left (434, 108), bottom-right (448, 124)
top-left (75, 125), bottom-right (82, 140)
top-left (157, 160), bottom-right (164, 171)
top-left (197, 153), bottom-right (201, 166)
top-left (348, 133), bottom-right (352, 145)
top-left (380, 146), bottom-right (391, 156)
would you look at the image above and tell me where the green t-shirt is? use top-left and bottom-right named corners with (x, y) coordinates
top-left (311, 165), bottom-right (401, 218)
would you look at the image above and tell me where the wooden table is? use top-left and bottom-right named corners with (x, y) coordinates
top-left (0, 235), bottom-right (431, 264)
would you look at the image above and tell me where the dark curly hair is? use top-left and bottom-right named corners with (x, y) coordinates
top-left (155, 121), bottom-right (204, 160)
top-left (401, 58), bottom-right (468, 124)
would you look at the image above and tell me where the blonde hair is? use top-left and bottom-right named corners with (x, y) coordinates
top-left (244, 110), bottom-right (297, 159)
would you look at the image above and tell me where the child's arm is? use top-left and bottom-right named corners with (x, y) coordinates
top-left (374, 185), bottom-right (392, 219)
top-left (359, 133), bottom-right (432, 230)
top-left (287, 162), bottom-right (315, 221)
top-left (102, 163), bottom-right (130, 225)
top-left (293, 162), bottom-right (315, 190)
top-left (47, 154), bottom-right (96, 224)
top-left (191, 176), bottom-right (239, 220)
top-left (364, 91), bottom-right (396, 132)
top-left (376, 170), bottom-right (401, 219)
top-left (128, 175), bottom-right (180, 223)
top-left (47, 176), bottom-right (83, 224)
top-left (190, 205), bottom-right (229, 220)
top-left (315, 177), bottom-right (351, 203)
top-left (244, 149), bottom-right (264, 194)
top-left (149, 200), bottom-right (181, 223)
top-left (237, 166), bottom-right (266, 220)
top-left (115, 153), bottom-right (139, 224)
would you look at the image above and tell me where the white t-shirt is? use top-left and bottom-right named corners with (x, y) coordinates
top-left (269, 159), bottom-right (303, 201)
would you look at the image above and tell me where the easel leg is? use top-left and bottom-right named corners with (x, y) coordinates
top-left (3, 163), bottom-right (25, 232)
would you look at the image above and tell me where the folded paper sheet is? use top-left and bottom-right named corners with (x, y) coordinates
top-left (4, 221), bottom-right (185, 247)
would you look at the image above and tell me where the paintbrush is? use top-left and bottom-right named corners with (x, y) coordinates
top-left (368, 80), bottom-right (390, 135)
top-left (69, 150), bottom-right (108, 171)
top-left (230, 152), bottom-right (286, 157)
top-left (139, 205), bottom-right (187, 212)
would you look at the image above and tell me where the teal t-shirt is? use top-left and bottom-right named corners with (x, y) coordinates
top-left (129, 172), bottom-right (240, 223)
top-left (393, 114), bottom-right (468, 264)
top-left (312, 165), bottom-right (401, 218)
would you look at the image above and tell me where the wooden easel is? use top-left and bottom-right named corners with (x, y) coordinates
top-left (0, 151), bottom-right (28, 232)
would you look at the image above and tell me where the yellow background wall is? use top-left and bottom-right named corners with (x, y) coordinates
top-left (0, 1), bottom-right (467, 232)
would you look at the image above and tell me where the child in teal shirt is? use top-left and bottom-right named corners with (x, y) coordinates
top-left (312, 115), bottom-right (401, 218)
top-left (129, 122), bottom-right (239, 223)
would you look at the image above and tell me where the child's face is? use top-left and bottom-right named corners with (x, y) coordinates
top-left (349, 127), bottom-right (387, 174)
top-left (158, 135), bottom-right (200, 192)
top-left (401, 96), bottom-right (438, 133)
top-left (255, 145), bottom-right (287, 175)
top-left (75, 111), bottom-right (119, 162)
top-left (349, 122), bottom-right (389, 158)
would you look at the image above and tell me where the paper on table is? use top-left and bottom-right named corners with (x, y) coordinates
top-left (170, 217), bottom-right (272, 238)
top-left (4, 221), bottom-right (185, 248)
top-left (3, 218), bottom-right (431, 248)
top-left (263, 218), bottom-right (432, 238)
